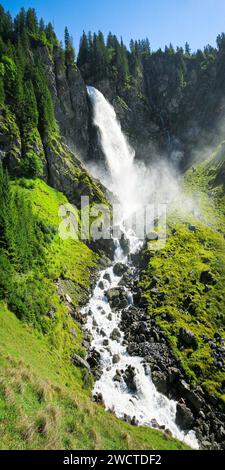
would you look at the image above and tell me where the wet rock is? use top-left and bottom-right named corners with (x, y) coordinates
top-left (106, 287), bottom-right (128, 309)
top-left (93, 392), bottom-right (104, 404)
top-left (112, 354), bottom-right (120, 364)
top-left (113, 262), bottom-right (128, 277)
top-left (103, 272), bottom-right (111, 282)
top-left (113, 371), bottom-right (122, 383)
top-left (106, 287), bottom-right (122, 301)
top-left (152, 371), bottom-right (168, 395)
top-left (175, 402), bottom-right (194, 430)
top-left (100, 329), bottom-right (106, 337)
top-left (120, 233), bottom-right (130, 255)
top-left (98, 281), bottom-right (104, 290)
top-left (72, 353), bottom-right (90, 371)
top-left (151, 418), bottom-right (160, 428)
top-left (179, 327), bottom-right (198, 349)
top-left (110, 328), bottom-right (121, 342)
top-left (119, 270), bottom-right (133, 288)
top-left (131, 416), bottom-right (138, 426)
top-left (123, 365), bottom-right (137, 393)
top-left (87, 349), bottom-right (101, 369)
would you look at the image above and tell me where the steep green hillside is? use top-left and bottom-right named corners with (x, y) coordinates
top-left (139, 143), bottom-right (225, 404)
top-left (0, 303), bottom-right (188, 450)
top-left (0, 177), bottom-right (188, 450)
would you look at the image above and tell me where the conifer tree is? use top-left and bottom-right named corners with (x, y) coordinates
top-left (64, 27), bottom-right (75, 65)
top-left (77, 31), bottom-right (88, 68)
top-left (185, 42), bottom-right (191, 56)
top-left (26, 8), bottom-right (38, 35)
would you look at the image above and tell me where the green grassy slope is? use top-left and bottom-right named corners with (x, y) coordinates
top-left (0, 178), bottom-right (188, 450)
top-left (140, 143), bottom-right (225, 405)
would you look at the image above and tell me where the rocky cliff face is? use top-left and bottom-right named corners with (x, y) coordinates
top-left (37, 45), bottom-right (90, 161)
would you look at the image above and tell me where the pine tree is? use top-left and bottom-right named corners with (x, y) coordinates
top-left (64, 27), bottom-right (75, 65)
top-left (77, 31), bottom-right (88, 68)
top-left (26, 8), bottom-right (38, 35)
top-left (185, 42), bottom-right (191, 56)
top-left (39, 18), bottom-right (45, 33)
top-left (115, 40), bottom-right (129, 83)
top-left (0, 5), bottom-right (13, 39)
top-left (14, 8), bottom-right (26, 35)
top-left (45, 22), bottom-right (57, 45)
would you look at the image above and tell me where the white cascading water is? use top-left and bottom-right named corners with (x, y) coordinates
top-left (82, 86), bottom-right (198, 449)
top-left (87, 86), bottom-right (145, 217)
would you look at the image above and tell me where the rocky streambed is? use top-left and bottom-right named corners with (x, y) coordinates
top-left (76, 233), bottom-right (225, 450)
top-left (79, 234), bottom-right (200, 449)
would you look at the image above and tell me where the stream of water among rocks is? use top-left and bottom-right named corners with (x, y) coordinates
top-left (81, 86), bottom-right (199, 449)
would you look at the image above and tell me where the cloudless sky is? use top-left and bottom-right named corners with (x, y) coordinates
top-left (1, 0), bottom-right (225, 52)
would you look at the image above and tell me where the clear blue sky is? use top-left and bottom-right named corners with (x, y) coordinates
top-left (1, 0), bottom-right (225, 52)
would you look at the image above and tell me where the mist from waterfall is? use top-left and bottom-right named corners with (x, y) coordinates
top-left (87, 86), bottom-right (193, 224)
top-left (87, 86), bottom-right (150, 217)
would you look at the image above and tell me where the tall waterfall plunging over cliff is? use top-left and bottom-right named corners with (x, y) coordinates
top-left (87, 86), bottom-right (143, 216)
top-left (83, 86), bottom-right (198, 449)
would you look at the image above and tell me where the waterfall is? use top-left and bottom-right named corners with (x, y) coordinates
top-left (87, 86), bottom-right (142, 217)
top-left (83, 86), bottom-right (198, 449)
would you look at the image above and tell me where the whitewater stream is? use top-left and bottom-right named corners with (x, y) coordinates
top-left (82, 86), bottom-right (199, 449)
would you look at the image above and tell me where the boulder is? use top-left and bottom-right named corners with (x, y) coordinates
top-left (123, 365), bottom-right (137, 393)
top-left (120, 233), bottom-right (130, 255)
top-left (113, 372), bottom-right (122, 383)
top-left (112, 354), bottom-right (120, 364)
top-left (113, 262), bottom-right (128, 276)
top-left (152, 371), bottom-right (168, 395)
top-left (103, 272), bottom-right (111, 282)
top-left (87, 349), bottom-right (101, 369)
top-left (106, 287), bottom-right (122, 301)
top-left (179, 327), bottom-right (198, 349)
top-left (175, 402), bottom-right (194, 430)
top-left (72, 353), bottom-right (90, 371)
top-left (110, 328), bottom-right (121, 342)
top-left (106, 287), bottom-right (128, 309)
top-left (93, 393), bottom-right (104, 404)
